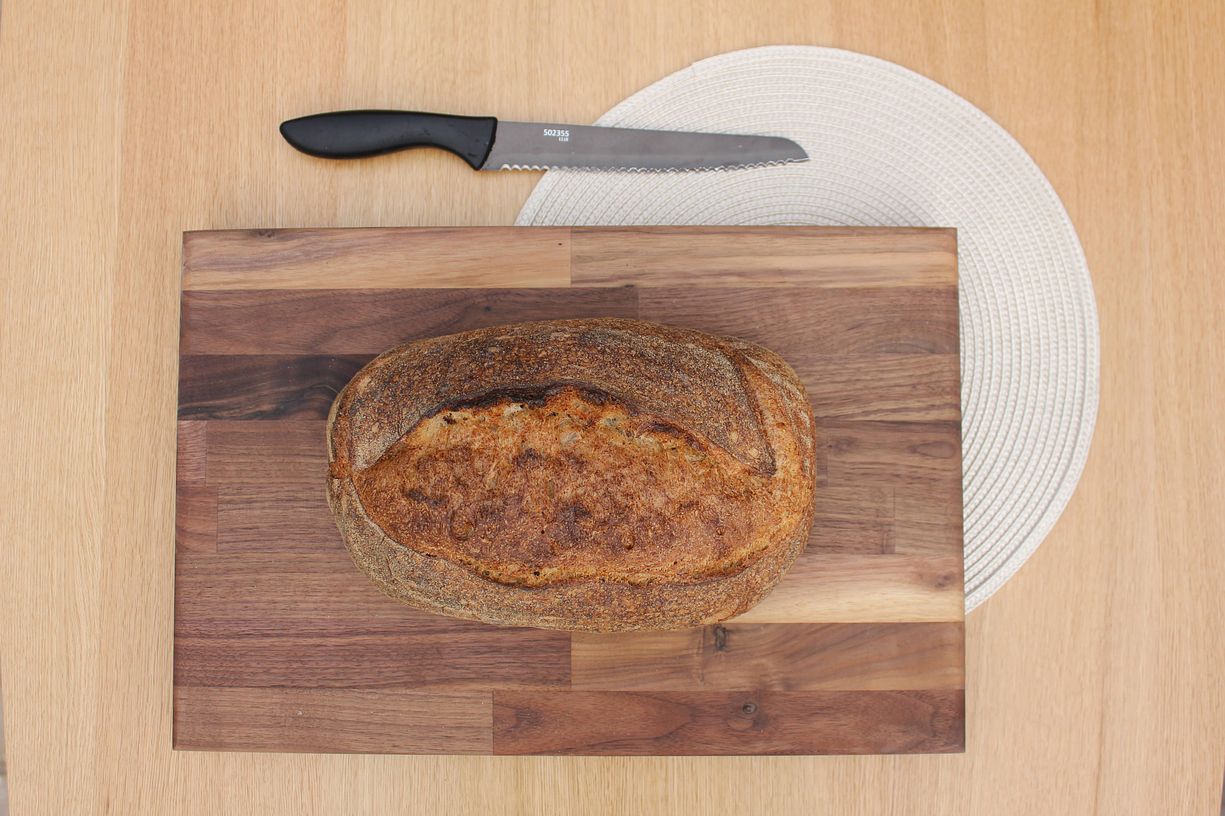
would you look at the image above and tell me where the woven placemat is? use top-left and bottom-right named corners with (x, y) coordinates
top-left (517, 46), bottom-right (1099, 610)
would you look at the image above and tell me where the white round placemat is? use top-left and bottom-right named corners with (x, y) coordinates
top-left (517, 46), bottom-right (1099, 611)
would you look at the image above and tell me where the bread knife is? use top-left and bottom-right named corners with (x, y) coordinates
top-left (279, 109), bottom-right (808, 171)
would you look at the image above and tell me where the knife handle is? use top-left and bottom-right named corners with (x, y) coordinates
top-left (279, 110), bottom-right (498, 169)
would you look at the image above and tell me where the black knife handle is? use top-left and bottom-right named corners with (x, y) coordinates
top-left (279, 110), bottom-right (498, 169)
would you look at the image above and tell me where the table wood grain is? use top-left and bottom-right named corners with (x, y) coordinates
top-left (1, 0), bottom-right (1222, 813)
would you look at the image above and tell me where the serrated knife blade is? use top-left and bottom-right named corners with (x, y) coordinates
top-left (483, 121), bottom-right (806, 171)
top-left (280, 110), bottom-right (808, 171)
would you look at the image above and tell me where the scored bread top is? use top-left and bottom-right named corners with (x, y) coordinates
top-left (330, 319), bottom-right (781, 475)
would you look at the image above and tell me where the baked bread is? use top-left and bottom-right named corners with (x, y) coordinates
top-left (326, 318), bottom-right (816, 631)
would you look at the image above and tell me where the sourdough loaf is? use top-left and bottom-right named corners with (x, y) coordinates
top-left (326, 318), bottom-right (816, 631)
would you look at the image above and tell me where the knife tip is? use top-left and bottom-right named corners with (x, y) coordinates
top-left (781, 139), bottom-right (809, 162)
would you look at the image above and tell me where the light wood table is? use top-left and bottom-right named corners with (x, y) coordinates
top-left (1, 1), bottom-right (1222, 813)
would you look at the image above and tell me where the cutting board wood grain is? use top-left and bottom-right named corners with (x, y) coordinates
top-left (174, 226), bottom-right (964, 755)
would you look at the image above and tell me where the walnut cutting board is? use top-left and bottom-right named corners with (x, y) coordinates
top-left (173, 226), bottom-right (964, 755)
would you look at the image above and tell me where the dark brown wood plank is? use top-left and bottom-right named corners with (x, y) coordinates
top-left (492, 689), bottom-right (964, 755)
top-left (807, 518), bottom-right (890, 554)
top-left (173, 550), bottom-right (571, 689)
top-left (216, 484), bottom-right (342, 552)
top-left (175, 630), bottom-right (570, 690)
top-left (205, 421), bottom-right (326, 484)
top-left (174, 549), bottom-right (498, 638)
top-left (639, 287), bottom-right (957, 355)
top-left (570, 227), bottom-right (957, 288)
top-left (183, 227), bottom-right (571, 290)
top-left (176, 521), bottom-right (962, 632)
top-left (175, 485), bottom-right (217, 554)
top-left (894, 479), bottom-right (964, 527)
top-left (174, 687), bottom-right (492, 753)
top-left (890, 522), bottom-right (964, 556)
top-left (178, 354), bottom-right (371, 420)
top-left (808, 420), bottom-right (962, 557)
top-left (571, 623), bottom-right (964, 692)
top-left (176, 420), bottom-right (207, 483)
top-left (822, 420), bottom-right (963, 489)
top-left (178, 353), bottom-right (958, 424)
top-left (181, 287), bottom-right (639, 355)
top-left (798, 354), bottom-right (961, 422)
top-left (812, 483), bottom-right (893, 522)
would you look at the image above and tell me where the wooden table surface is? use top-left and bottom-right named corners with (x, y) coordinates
top-left (0, 1), bottom-right (1221, 814)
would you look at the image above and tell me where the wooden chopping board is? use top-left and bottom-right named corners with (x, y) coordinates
top-left (173, 226), bottom-right (964, 755)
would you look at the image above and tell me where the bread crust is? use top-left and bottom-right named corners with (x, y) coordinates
top-left (327, 318), bottom-right (816, 631)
